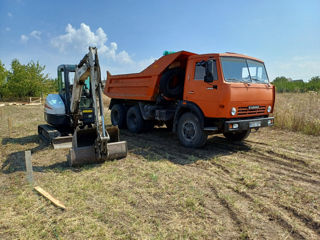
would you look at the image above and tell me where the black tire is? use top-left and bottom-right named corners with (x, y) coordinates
top-left (177, 112), bottom-right (207, 148)
top-left (223, 130), bottom-right (251, 142)
top-left (111, 104), bottom-right (127, 129)
top-left (159, 68), bottom-right (185, 98)
top-left (126, 105), bottom-right (145, 133)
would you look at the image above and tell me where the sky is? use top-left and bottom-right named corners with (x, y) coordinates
top-left (0, 0), bottom-right (319, 81)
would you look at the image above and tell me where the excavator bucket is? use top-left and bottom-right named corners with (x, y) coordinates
top-left (68, 126), bottom-right (127, 167)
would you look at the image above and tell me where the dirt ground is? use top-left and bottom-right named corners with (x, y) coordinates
top-left (0, 104), bottom-right (320, 239)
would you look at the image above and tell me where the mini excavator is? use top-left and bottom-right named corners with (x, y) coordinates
top-left (38, 47), bottom-right (127, 166)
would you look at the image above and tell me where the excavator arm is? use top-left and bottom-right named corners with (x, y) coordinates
top-left (68, 47), bottom-right (127, 166)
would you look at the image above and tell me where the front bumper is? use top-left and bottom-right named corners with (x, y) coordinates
top-left (224, 117), bottom-right (274, 132)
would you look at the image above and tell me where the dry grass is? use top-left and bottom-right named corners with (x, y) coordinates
top-left (273, 92), bottom-right (320, 135)
top-left (1, 100), bottom-right (320, 239)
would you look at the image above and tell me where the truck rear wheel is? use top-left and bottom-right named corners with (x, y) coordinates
top-left (126, 105), bottom-right (145, 133)
top-left (177, 112), bottom-right (207, 148)
top-left (111, 104), bottom-right (127, 129)
top-left (223, 130), bottom-right (251, 142)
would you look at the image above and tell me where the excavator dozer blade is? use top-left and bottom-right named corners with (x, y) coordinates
top-left (106, 141), bottom-right (127, 160)
top-left (52, 136), bottom-right (73, 149)
top-left (68, 127), bottom-right (127, 167)
top-left (105, 126), bottom-right (128, 160)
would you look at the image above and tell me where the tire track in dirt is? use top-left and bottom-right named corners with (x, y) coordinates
top-left (211, 139), bottom-right (320, 177)
top-left (241, 151), bottom-right (320, 187)
top-left (125, 130), bottom-right (320, 195)
top-left (124, 131), bottom-right (248, 238)
top-left (123, 129), bottom-right (319, 239)
top-left (271, 170), bottom-right (320, 185)
top-left (182, 163), bottom-right (309, 239)
top-left (214, 137), bottom-right (312, 165)
top-left (227, 186), bottom-right (308, 240)
top-left (246, 139), bottom-right (320, 162)
top-left (126, 129), bottom-right (320, 195)
top-left (209, 185), bottom-right (250, 239)
top-left (201, 154), bottom-right (320, 239)
top-left (126, 133), bottom-right (300, 238)
top-left (278, 204), bottom-right (320, 236)
top-left (194, 164), bottom-right (313, 240)
top-left (124, 132), bottom-right (257, 237)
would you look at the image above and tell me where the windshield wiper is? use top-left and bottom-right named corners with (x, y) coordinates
top-left (251, 77), bottom-right (268, 84)
top-left (226, 78), bottom-right (241, 82)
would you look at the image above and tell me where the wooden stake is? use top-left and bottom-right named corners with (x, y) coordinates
top-left (8, 118), bottom-right (12, 138)
top-left (34, 186), bottom-right (66, 210)
top-left (25, 151), bottom-right (34, 184)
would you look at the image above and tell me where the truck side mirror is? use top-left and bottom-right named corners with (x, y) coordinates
top-left (204, 60), bottom-right (214, 83)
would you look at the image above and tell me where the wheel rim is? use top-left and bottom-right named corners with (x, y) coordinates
top-left (182, 121), bottom-right (197, 141)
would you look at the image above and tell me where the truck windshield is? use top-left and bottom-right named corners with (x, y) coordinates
top-left (221, 57), bottom-right (269, 84)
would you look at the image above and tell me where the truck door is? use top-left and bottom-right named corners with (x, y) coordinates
top-left (184, 57), bottom-right (220, 117)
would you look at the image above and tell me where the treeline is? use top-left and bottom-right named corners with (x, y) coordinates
top-left (0, 59), bottom-right (58, 100)
top-left (272, 76), bottom-right (320, 93)
top-left (1, 58), bottom-right (319, 99)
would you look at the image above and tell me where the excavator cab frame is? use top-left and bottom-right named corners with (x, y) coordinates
top-left (57, 64), bottom-right (75, 115)
top-left (57, 64), bottom-right (95, 129)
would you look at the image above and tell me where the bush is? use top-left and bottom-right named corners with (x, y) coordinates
top-left (272, 76), bottom-right (320, 93)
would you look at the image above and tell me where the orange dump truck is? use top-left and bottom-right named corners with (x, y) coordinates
top-left (104, 51), bottom-right (275, 147)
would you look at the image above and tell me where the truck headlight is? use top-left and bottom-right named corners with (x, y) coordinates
top-left (231, 107), bottom-right (237, 116)
top-left (267, 106), bottom-right (272, 113)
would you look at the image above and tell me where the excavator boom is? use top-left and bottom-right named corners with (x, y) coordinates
top-left (68, 47), bottom-right (127, 166)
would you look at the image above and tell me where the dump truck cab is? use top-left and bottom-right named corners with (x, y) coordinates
top-left (181, 53), bottom-right (274, 133)
top-left (104, 51), bottom-right (275, 147)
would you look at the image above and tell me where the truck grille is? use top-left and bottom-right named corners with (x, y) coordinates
top-left (238, 106), bottom-right (266, 116)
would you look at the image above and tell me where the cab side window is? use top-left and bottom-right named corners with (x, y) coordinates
top-left (60, 70), bottom-right (65, 93)
top-left (194, 60), bottom-right (218, 81)
top-left (194, 64), bottom-right (206, 80)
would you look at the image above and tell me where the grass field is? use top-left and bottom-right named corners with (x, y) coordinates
top-left (273, 92), bottom-right (320, 135)
top-left (1, 95), bottom-right (320, 239)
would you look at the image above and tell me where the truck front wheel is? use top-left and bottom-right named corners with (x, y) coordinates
top-left (177, 112), bottom-right (207, 148)
top-left (126, 105), bottom-right (145, 133)
top-left (223, 130), bottom-right (251, 142)
top-left (111, 104), bottom-right (127, 129)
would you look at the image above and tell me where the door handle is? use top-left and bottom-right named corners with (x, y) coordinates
top-left (207, 85), bottom-right (218, 90)
top-left (188, 91), bottom-right (195, 94)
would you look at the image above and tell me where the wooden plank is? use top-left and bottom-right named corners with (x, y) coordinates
top-left (34, 186), bottom-right (66, 210)
top-left (25, 151), bottom-right (34, 184)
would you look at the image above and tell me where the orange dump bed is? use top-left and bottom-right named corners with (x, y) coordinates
top-left (104, 51), bottom-right (196, 101)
